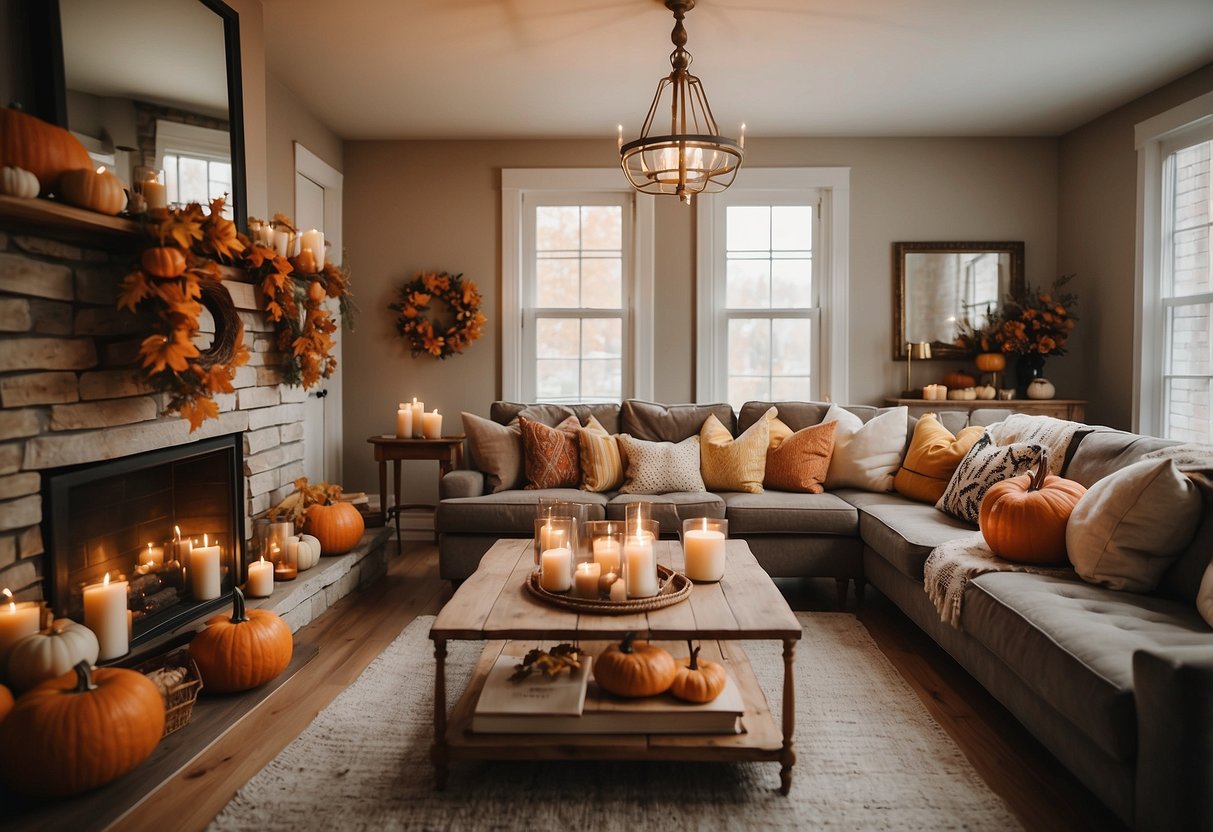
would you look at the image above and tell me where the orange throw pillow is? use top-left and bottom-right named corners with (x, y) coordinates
top-left (894, 413), bottom-right (985, 504)
top-left (764, 419), bottom-right (836, 493)
top-left (520, 415), bottom-right (581, 489)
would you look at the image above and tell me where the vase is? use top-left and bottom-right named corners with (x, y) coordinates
top-left (1015, 353), bottom-right (1046, 398)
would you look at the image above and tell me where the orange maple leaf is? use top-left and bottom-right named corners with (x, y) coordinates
top-left (139, 329), bottom-right (200, 375)
top-left (179, 397), bottom-right (219, 432)
top-left (118, 271), bottom-right (153, 313)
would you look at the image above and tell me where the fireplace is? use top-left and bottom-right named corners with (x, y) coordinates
top-left (42, 432), bottom-right (245, 661)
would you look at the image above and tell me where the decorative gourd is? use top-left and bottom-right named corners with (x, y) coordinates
top-left (304, 501), bottom-right (364, 556)
top-left (5, 618), bottom-right (100, 692)
top-left (0, 107), bottom-right (93, 194)
top-left (58, 166), bottom-right (127, 215)
top-left (0, 661), bottom-right (163, 797)
top-left (189, 587), bottom-right (293, 693)
top-left (0, 165), bottom-right (39, 198)
top-left (974, 384), bottom-right (997, 400)
top-left (0, 683), bottom-right (12, 723)
top-left (1026, 378), bottom-right (1056, 400)
top-left (141, 246), bottom-right (187, 279)
top-left (298, 533), bottom-right (322, 571)
top-left (980, 453), bottom-right (1087, 564)
top-left (592, 632), bottom-right (677, 698)
top-left (669, 640), bottom-right (728, 703)
top-left (941, 370), bottom-right (976, 389)
top-left (974, 352), bottom-right (1006, 373)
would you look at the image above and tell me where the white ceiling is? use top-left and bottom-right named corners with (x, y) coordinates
top-left (262, 0), bottom-right (1213, 141)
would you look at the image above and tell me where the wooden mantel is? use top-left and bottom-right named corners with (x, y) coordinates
top-left (885, 397), bottom-right (1086, 421)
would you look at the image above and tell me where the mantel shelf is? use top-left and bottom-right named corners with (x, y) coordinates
top-left (885, 397), bottom-right (1086, 421)
top-left (0, 194), bottom-right (139, 244)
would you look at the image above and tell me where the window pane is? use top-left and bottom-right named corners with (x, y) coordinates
top-left (1171, 141), bottom-right (1210, 234)
top-left (1170, 226), bottom-right (1210, 297)
top-left (582, 318), bottom-right (621, 359)
top-left (580, 206), bottom-right (621, 250)
top-left (726, 206), bottom-right (770, 251)
top-left (177, 156), bottom-right (209, 205)
top-left (728, 376), bottom-right (769, 411)
top-left (536, 258), bottom-right (579, 307)
top-left (726, 258), bottom-right (770, 309)
top-left (536, 359), bottom-right (579, 400)
top-left (728, 318), bottom-right (770, 375)
top-left (1166, 302), bottom-right (1212, 376)
top-left (536, 206), bottom-right (579, 251)
top-left (1165, 376), bottom-right (1212, 443)
top-left (771, 376), bottom-right (812, 401)
top-left (772, 319), bottom-right (813, 375)
top-left (771, 206), bottom-right (812, 250)
top-left (771, 258), bottom-right (812, 308)
top-left (581, 258), bottom-right (622, 308)
top-left (163, 155), bottom-right (179, 205)
top-left (536, 318), bottom-right (579, 358)
top-left (582, 359), bottom-right (621, 399)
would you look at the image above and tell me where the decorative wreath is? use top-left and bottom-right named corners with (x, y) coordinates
top-left (389, 271), bottom-right (486, 359)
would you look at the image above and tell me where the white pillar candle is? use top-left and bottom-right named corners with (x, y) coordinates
top-left (539, 547), bottom-right (573, 592)
top-left (395, 403), bottom-right (412, 439)
top-left (173, 525), bottom-right (192, 563)
top-left (273, 228), bottom-right (294, 258)
top-left (301, 228), bottom-right (325, 269)
top-left (0, 588), bottom-right (41, 676)
top-left (410, 398), bottom-right (425, 438)
top-left (247, 556), bottom-right (274, 598)
top-left (83, 573), bottom-right (129, 661)
top-left (574, 562), bottom-right (601, 599)
top-left (539, 521), bottom-right (566, 553)
top-left (144, 542), bottom-right (165, 568)
top-left (143, 180), bottom-right (167, 211)
top-left (189, 534), bottom-right (222, 601)
top-left (624, 535), bottom-right (658, 598)
top-left (592, 536), bottom-right (621, 574)
top-left (422, 409), bottom-right (443, 439)
top-left (683, 524), bottom-right (727, 582)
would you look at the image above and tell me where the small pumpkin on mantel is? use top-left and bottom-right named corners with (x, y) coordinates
top-left (941, 370), bottom-right (977, 390)
top-left (5, 617), bottom-right (100, 692)
top-left (189, 587), bottom-right (293, 693)
top-left (304, 501), bottom-right (364, 556)
top-left (141, 245), bottom-right (188, 279)
top-left (0, 106), bottom-right (93, 194)
top-left (593, 632), bottom-right (678, 698)
top-left (58, 166), bottom-right (127, 215)
top-left (0, 165), bottom-right (39, 198)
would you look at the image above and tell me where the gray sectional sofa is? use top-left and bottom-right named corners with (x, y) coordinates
top-left (436, 399), bottom-right (1213, 830)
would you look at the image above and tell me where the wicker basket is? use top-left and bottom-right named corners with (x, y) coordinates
top-left (136, 646), bottom-right (204, 737)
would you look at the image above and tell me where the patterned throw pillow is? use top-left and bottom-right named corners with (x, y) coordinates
top-left (579, 415), bottom-right (625, 493)
top-left (699, 407), bottom-right (775, 493)
top-left (894, 413), bottom-right (986, 504)
top-left (936, 432), bottom-right (1043, 524)
top-left (617, 435), bottom-right (706, 494)
top-left (520, 415), bottom-right (581, 490)
top-left (461, 411), bottom-right (523, 493)
top-left (764, 419), bottom-right (836, 493)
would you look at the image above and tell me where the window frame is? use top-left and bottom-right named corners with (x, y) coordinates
top-left (695, 167), bottom-right (851, 404)
top-left (502, 169), bottom-right (654, 403)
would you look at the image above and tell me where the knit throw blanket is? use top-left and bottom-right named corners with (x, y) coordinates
top-left (923, 533), bottom-right (1077, 627)
top-left (987, 413), bottom-right (1085, 475)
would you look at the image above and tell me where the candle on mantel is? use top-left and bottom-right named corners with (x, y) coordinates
top-left (144, 542), bottom-right (165, 568)
top-left (247, 556), bottom-right (274, 598)
top-left (410, 398), bottom-right (425, 438)
top-left (83, 573), bottom-right (129, 661)
top-left (683, 518), bottom-right (727, 582)
top-left (624, 534), bottom-right (658, 598)
top-left (574, 562), bottom-right (601, 599)
top-left (0, 587), bottom-right (41, 676)
top-left (271, 541), bottom-right (297, 581)
top-left (173, 525), bottom-right (192, 562)
top-left (273, 228), bottom-right (295, 259)
top-left (301, 228), bottom-right (325, 269)
top-left (189, 534), bottom-right (222, 600)
top-left (539, 546), bottom-right (573, 593)
top-left (592, 532), bottom-right (621, 573)
top-left (143, 179), bottom-right (167, 211)
top-left (395, 402), bottom-right (412, 439)
top-left (422, 409), bottom-right (443, 439)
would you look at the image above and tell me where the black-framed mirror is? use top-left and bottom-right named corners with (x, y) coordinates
top-left (26, 0), bottom-right (246, 230)
top-left (893, 241), bottom-right (1024, 360)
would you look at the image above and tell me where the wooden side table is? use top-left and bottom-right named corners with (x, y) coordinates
top-left (366, 435), bottom-right (465, 552)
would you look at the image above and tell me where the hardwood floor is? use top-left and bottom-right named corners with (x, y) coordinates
top-left (121, 541), bottom-right (1124, 831)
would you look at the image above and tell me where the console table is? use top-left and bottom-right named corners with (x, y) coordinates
top-left (366, 435), bottom-right (465, 551)
top-left (885, 398), bottom-right (1086, 421)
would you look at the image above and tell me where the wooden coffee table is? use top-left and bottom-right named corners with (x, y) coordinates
top-left (429, 537), bottom-right (803, 793)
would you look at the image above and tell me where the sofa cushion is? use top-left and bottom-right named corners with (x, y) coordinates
top-left (462, 411), bottom-right (523, 493)
top-left (436, 489), bottom-right (608, 534)
top-left (764, 419), bottom-right (835, 493)
top-left (824, 404), bottom-right (907, 492)
top-left (739, 400), bottom-right (832, 432)
top-left (520, 415), bottom-right (581, 490)
top-left (936, 433), bottom-right (1042, 524)
top-left (894, 413), bottom-right (985, 504)
top-left (846, 491), bottom-right (975, 580)
top-left (700, 408), bottom-right (774, 494)
top-left (618, 435), bottom-right (706, 494)
top-left (606, 492), bottom-right (725, 534)
top-left (578, 415), bottom-right (625, 493)
top-left (491, 401), bottom-right (622, 434)
top-left (961, 571), bottom-right (1213, 763)
top-left (722, 490), bottom-right (858, 535)
top-left (620, 400), bottom-right (733, 442)
top-left (1062, 428), bottom-right (1179, 487)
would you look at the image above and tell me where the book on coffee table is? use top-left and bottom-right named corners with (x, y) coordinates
top-left (473, 654), bottom-right (592, 717)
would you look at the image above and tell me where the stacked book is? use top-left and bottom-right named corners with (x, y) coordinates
top-left (472, 653), bottom-right (745, 734)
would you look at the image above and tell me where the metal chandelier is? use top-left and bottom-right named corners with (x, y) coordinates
top-left (619, 0), bottom-right (744, 204)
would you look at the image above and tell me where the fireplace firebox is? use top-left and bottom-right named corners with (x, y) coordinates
top-left (42, 432), bottom-right (245, 660)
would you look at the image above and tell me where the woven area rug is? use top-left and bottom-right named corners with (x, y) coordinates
top-left (211, 613), bottom-right (1020, 831)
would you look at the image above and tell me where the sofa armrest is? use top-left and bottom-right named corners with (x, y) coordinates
top-left (1133, 645), bottom-right (1213, 831)
top-left (441, 469), bottom-right (485, 499)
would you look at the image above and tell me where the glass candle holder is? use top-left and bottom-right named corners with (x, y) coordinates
top-left (623, 518), bottom-right (660, 598)
top-left (535, 515), bottom-right (574, 592)
top-left (585, 520), bottom-right (623, 575)
top-left (270, 539), bottom-right (297, 582)
top-left (681, 517), bottom-right (728, 582)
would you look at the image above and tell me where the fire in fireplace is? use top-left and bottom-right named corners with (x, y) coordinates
top-left (42, 432), bottom-right (245, 661)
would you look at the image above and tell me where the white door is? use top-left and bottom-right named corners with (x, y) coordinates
top-left (293, 143), bottom-right (343, 484)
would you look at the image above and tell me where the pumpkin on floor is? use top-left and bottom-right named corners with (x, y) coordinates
top-left (979, 452), bottom-right (1087, 564)
top-left (305, 500), bottom-right (364, 556)
top-left (0, 107), bottom-right (93, 194)
top-left (0, 661), bottom-right (163, 797)
top-left (5, 618), bottom-right (100, 692)
top-left (669, 641), bottom-right (728, 703)
top-left (593, 632), bottom-right (677, 698)
top-left (189, 587), bottom-right (293, 693)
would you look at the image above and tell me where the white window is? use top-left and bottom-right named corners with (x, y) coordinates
top-left (502, 170), bottom-right (654, 403)
top-left (1135, 93), bottom-right (1213, 439)
top-left (696, 168), bottom-right (850, 408)
top-left (155, 120), bottom-right (233, 217)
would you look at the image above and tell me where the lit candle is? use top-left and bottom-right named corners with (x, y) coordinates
top-left (395, 402), bottom-right (412, 439)
top-left (301, 228), bottom-right (325, 269)
top-left (683, 519), bottom-right (726, 582)
top-left (0, 588), bottom-right (41, 676)
top-left (247, 556), bottom-right (274, 598)
top-left (574, 562), bottom-right (601, 599)
top-left (593, 534), bottom-right (621, 574)
top-left (609, 578), bottom-right (627, 603)
top-left (189, 534), bottom-right (222, 601)
top-left (173, 524), bottom-right (192, 562)
top-left (271, 541), bottom-right (297, 581)
top-left (83, 573), bottom-right (129, 661)
top-left (539, 521), bottom-right (566, 553)
top-left (422, 409), bottom-right (443, 439)
top-left (539, 546), bottom-right (573, 592)
top-left (143, 179), bottom-right (167, 211)
top-left (257, 224), bottom-right (274, 248)
top-left (410, 398), bottom-right (424, 438)
top-left (144, 542), bottom-right (165, 568)
top-left (624, 534), bottom-right (658, 598)
top-left (273, 227), bottom-right (294, 259)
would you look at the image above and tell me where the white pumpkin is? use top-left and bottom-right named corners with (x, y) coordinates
top-left (1026, 378), bottom-right (1057, 400)
top-left (0, 166), bottom-right (39, 199)
top-left (298, 534), bottom-right (322, 571)
top-left (975, 384), bottom-right (997, 400)
top-left (6, 619), bottom-right (100, 692)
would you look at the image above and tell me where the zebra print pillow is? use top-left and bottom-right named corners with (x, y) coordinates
top-left (936, 432), bottom-right (1044, 524)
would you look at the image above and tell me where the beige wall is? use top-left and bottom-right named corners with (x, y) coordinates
top-left (340, 136), bottom-right (1059, 502)
top-left (265, 71), bottom-right (344, 217)
top-left (1058, 63), bottom-right (1213, 430)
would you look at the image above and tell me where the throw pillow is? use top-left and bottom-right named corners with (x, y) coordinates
top-left (579, 415), bottom-right (625, 493)
top-left (1198, 558), bottom-right (1213, 628)
top-left (823, 404), bottom-right (908, 492)
top-left (617, 435), bottom-right (706, 494)
top-left (894, 413), bottom-right (986, 504)
top-left (699, 407), bottom-right (776, 493)
top-left (764, 419), bottom-right (836, 493)
top-left (519, 415), bottom-right (582, 490)
top-left (461, 411), bottom-right (523, 493)
top-left (1066, 458), bottom-right (1203, 592)
top-left (936, 432), bottom-right (1043, 524)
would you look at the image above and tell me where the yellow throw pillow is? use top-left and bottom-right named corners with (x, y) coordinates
top-left (578, 415), bottom-right (625, 492)
top-left (764, 419), bottom-right (836, 493)
top-left (699, 407), bottom-right (776, 494)
top-left (894, 413), bottom-right (985, 504)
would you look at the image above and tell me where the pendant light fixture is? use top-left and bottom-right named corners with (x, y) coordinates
top-left (619, 0), bottom-right (744, 204)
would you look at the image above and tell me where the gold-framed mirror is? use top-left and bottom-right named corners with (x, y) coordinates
top-left (893, 241), bottom-right (1024, 360)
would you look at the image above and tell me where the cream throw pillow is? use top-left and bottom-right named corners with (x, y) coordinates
top-left (461, 411), bottom-right (523, 493)
top-left (699, 407), bottom-right (776, 493)
top-left (578, 415), bottom-right (625, 493)
top-left (617, 435), bottom-right (706, 494)
top-left (823, 405), bottom-right (908, 492)
top-left (1066, 458), bottom-right (1202, 592)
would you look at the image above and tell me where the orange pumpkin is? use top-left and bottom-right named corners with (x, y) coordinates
top-left (305, 501), bottom-right (365, 555)
top-left (942, 370), bottom-right (976, 389)
top-left (189, 587), bottom-right (293, 693)
top-left (59, 167), bottom-right (126, 215)
top-left (593, 632), bottom-right (677, 698)
top-left (0, 107), bottom-right (93, 195)
top-left (974, 352), bottom-right (1006, 373)
top-left (0, 661), bottom-right (163, 797)
top-left (979, 452), bottom-right (1087, 563)
top-left (0, 683), bottom-right (12, 723)
top-left (669, 641), bottom-right (728, 703)
top-left (141, 246), bottom-right (187, 279)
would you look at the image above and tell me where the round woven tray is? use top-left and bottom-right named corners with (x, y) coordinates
top-left (525, 564), bottom-right (692, 614)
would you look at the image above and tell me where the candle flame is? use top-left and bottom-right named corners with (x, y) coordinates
top-left (259, 555), bottom-right (266, 565)
top-left (433, 408), bottom-right (439, 415)
top-left (103, 572), bottom-right (111, 586)
top-left (203, 533), bottom-right (209, 548)
top-left (95, 165), bottom-right (106, 174)
top-left (3, 587), bottom-right (11, 612)
top-left (174, 525), bottom-right (181, 541)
